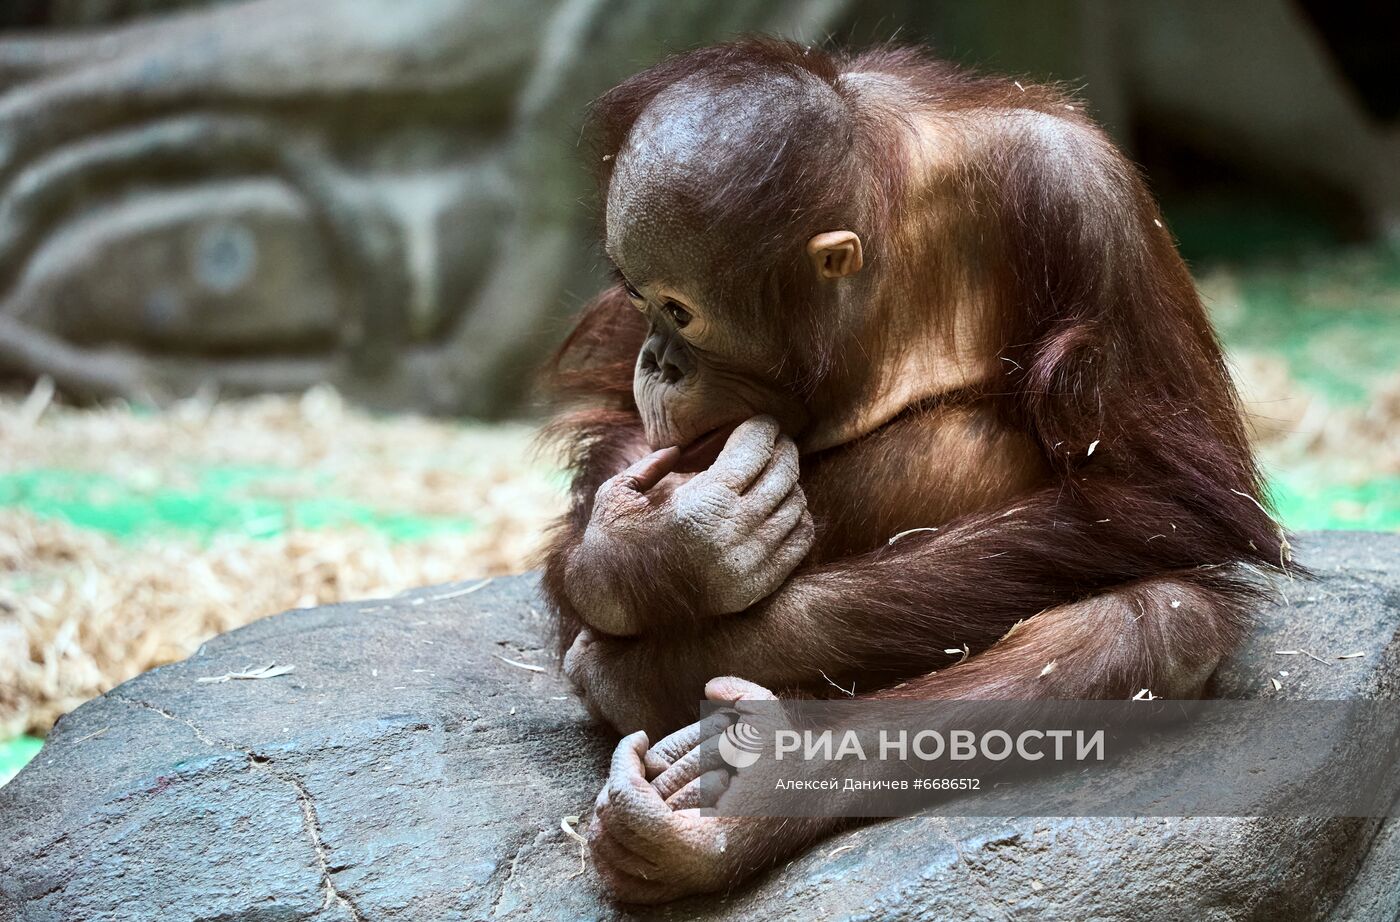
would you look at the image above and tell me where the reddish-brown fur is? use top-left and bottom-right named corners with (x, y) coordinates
top-left (537, 38), bottom-right (1291, 899)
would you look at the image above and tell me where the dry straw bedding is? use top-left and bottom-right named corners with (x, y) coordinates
top-left (0, 386), bottom-right (563, 737)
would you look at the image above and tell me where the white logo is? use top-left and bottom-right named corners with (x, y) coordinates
top-left (717, 721), bottom-right (763, 769)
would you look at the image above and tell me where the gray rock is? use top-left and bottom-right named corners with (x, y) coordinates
top-left (2, 530), bottom-right (1398, 921)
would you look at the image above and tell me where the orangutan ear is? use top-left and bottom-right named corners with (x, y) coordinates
top-left (806, 231), bottom-right (864, 280)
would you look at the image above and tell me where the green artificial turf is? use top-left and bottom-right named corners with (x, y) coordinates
top-left (0, 466), bottom-right (476, 543)
top-left (1268, 473), bottom-right (1400, 532)
top-left (0, 735), bottom-right (43, 786)
top-left (1209, 249), bottom-right (1400, 406)
top-left (1199, 232), bottom-right (1399, 533)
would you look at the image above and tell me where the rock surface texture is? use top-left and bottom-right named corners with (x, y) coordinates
top-left (2, 530), bottom-right (1399, 921)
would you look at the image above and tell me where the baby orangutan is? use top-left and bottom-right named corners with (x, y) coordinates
top-left (540, 39), bottom-right (1285, 903)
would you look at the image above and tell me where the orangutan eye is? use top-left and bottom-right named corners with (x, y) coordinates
top-left (622, 281), bottom-right (643, 302)
top-left (664, 300), bottom-right (692, 328)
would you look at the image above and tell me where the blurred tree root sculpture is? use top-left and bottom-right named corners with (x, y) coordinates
top-left (0, 0), bottom-right (853, 415)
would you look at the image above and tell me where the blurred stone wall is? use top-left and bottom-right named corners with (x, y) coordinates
top-left (0, 0), bottom-right (1393, 417)
top-left (0, 0), bottom-right (855, 416)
